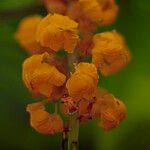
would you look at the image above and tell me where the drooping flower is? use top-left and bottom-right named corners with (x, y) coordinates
top-left (26, 102), bottom-right (63, 134)
top-left (92, 30), bottom-right (131, 76)
top-left (100, 97), bottom-right (126, 131)
top-left (66, 63), bottom-right (98, 101)
top-left (15, 15), bottom-right (48, 54)
top-left (91, 88), bottom-right (126, 131)
top-left (22, 52), bottom-right (66, 98)
top-left (36, 13), bottom-right (79, 53)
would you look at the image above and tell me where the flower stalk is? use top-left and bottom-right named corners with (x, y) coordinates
top-left (67, 49), bottom-right (79, 150)
top-left (68, 114), bottom-right (79, 150)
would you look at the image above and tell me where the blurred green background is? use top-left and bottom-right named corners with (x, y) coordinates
top-left (0, 0), bottom-right (150, 149)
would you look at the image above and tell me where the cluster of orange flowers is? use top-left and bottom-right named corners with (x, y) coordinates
top-left (15, 0), bottom-right (131, 135)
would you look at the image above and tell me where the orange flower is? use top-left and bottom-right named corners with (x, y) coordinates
top-left (36, 13), bottom-right (79, 53)
top-left (79, 0), bottom-right (118, 25)
top-left (22, 52), bottom-right (66, 98)
top-left (66, 63), bottom-right (98, 101)
top-left (79, 0), bottom-right (102, 22)
top-left (100, 0), bottom-right (119, 25)
top-left (100, 97), bottom-right (126, 131)
top-left (15, 15), bottom-right (48, 54)
top-left (26, 102), bottom-right (63, 135)
top-left (91, 88), bottom-right (126, 131)
top-left (92, 31), bottom-right (131, 76)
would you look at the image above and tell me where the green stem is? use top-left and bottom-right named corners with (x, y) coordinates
top-left (67, 49), bottom-right (79, 150)
top-left (68, 114), bottom-right (79, 150)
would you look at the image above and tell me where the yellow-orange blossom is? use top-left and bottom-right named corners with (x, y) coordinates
top-left (36, 13), bottom-right (79, 53)
top-left (22, 52), bottom-right (66, 98)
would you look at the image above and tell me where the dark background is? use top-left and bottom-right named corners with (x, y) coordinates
top-left (0, 0), bottom-right (150, 149)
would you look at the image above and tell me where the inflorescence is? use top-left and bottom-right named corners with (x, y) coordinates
top-left (15, 0), bottom-right (131, 147)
